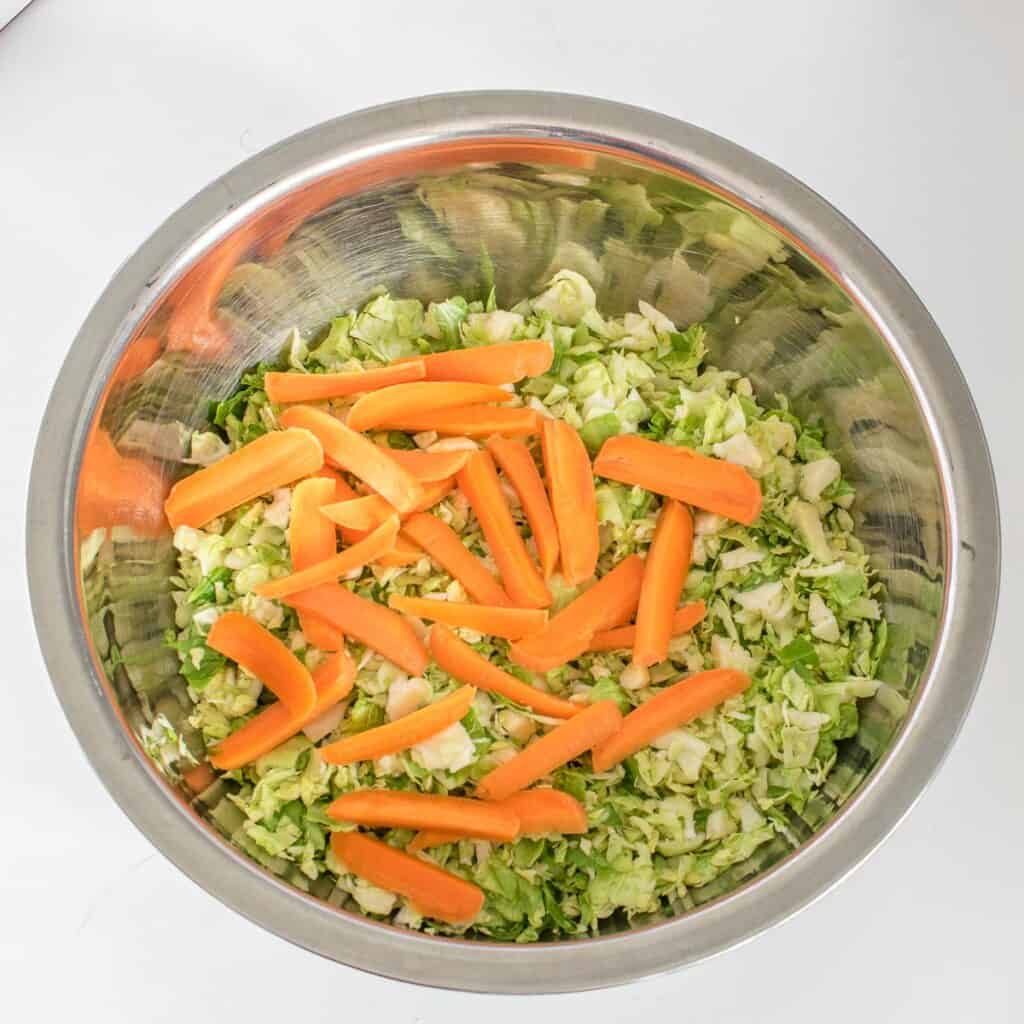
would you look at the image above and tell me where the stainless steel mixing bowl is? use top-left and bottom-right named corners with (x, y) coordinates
top-left (27, 92), bottom-right (999, 992)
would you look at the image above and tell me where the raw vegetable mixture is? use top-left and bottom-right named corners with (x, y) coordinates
top-left (163, 269), bottom-right (887, 940)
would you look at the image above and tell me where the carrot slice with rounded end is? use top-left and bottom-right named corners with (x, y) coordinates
top-left (164, 428), bottom-right (323, 529)
top-left (402, 340), bottom-right (554, 385)
top-left (486, 436), bottom-right (560, 579)
top-left (255, 517), bottom-right (399, 599)
top-left (401, 513), bottom-right (511, 607)
top-left (283, 583), bottom-right (428, 676)
top-left (265, 361), bottom-right (425, 403)
top-left (386, 448), bottom-right (473, 482)
top-left (328, 790), bottom-right (519, 841)
top-left (181, 761), bottom-right (217, 793)
top-left (374, 406), bottom-right (541, 437)
top-left (310, 465), bottom-right (358, 503)
top-left (476, 701), bottom-right (623, 801)
top-left (509, 555), bottom-right (645, 672)
top-left (589, 602), bottom-right (707, 652)
top-left (347, 382), bottom-right (512, 432)
top-left (210, 648), bottom-right (356, 770)
top-left (390, 596), bottom-right (547, 641)
top-left (318, 685), bottom-right (475, 765)
top-left (594, 435), bottom-right (763, 525)
top-left (429, 624), bottom-right (579, 718)
top-left (332, 833), bottom-right (484, 925)
top-left (542, 419), bottom-right (599, 585)
top-left (633, 501), bottom-right (694, 667)
top-left (591, 669), bottom-right (752, 772)
top-left (458, 450), bottom-right (551, 609)
top-left (207, 612), bottom-right (316, 718)
top-left (321, 494), bottom-right (395, 532)
top-left (279, 405), bottom-right (423, 514)
top-left (377, 533), bottom-right (425, 568)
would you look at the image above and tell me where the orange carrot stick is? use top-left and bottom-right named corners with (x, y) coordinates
top-left (429, 624), bottom-right (579, 718)
top-left (633, 501), bottom-right (694, 667)
top-left (376, 533), bottom-right (425, 568)
top-left (181, 761), bottom-right (217, 793)
top-left (331, 832), bottom-right (484, 924)
top-left (400, 340), bottom-right (554, 385)
top-left (321, 494), bottom-right (396, 532)
top-left (310, 465), bottom-right (358, 502)
top-left (486, 436), bottom-right (560, 579)
top-left (347, 382), bottom-right (512, 432)
top-left (265, 361), bottom-right (425, 403)
top-left (401, 513), bottom-right (511, 607)
top-left (373, 406), bottom-right (541, 437)
top-left (317, 685), bottom-right (475, 765)
top-left (283, 583), bottom-right (428, 676)
top-left (457, 450), bottom-right (551, 609)
top-left (328, 790), bottom-right (519, 841)
top-left (591, 669), bottom-right (752, 772)
top-left (390, 596), bottom-right (547, 641)
top-left (164, 428), bottom-right (323, 529)
top-left (588, 602), bottom-right (706, 652)
top-left (541, 419), bottom-right (599, 585)
top-left (509, 555), bottom-right (645, 672)
top-left (279, 405), bottom-right (423, 514)
top-left (255, 517), bottom-right (399, 599)
top-left (210, 648), bottom-right (356, 770)
top-left (475, 701), bottom-right (623, 801)
top-left (594, 435), bottom-right (763, 525)
top-left (385, 448), bottom-right (474, 482)
top-left (207, 612), bottom-right (316, 718)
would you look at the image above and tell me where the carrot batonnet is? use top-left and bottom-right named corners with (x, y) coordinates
top-left (328, 790), bottom-right (519, 841)
top-left (385, 447), bottom-right (474, 482)
top-left (486, 436), bottom-right (560, 579)
top-left (317, 685), bottom-right (476, 765)
top-left (589, 602), bottom-right (706, 652)
top-left (476, 701), bottom-right (623, 802)
top-left (207, 612), bottom-right (316, 718)
top-left (373, 406), bottom-right (541, 437)
top-left (457, 450), bottom-right (551, 609)
top-left (390, 595), bottom-right (547, 641)
top-left (164, 427), bottom-right (323, 529)
top-left (332, 833), bottom-right (484, 925)
top-left (347, 382), bottom-right (512, 432)
top-left (401, 513), bottom-right (511, 606)
top-left (264, 361), bottom-right (425, 403)
top-left (403, 340), bottom-right (554, 385)
top-left (255, 517), bottom-right (399, 599)
top-left (210, 648), bottom-right (356, 770)
top-left (594, 435), bottom-right (763, 525)
top-left (541, 419), bottom-right (599, 585)
top-left (320, 494), bottom-right (396, 532)
top-left (283, 583), bottom-right (428, 676)
top-left (181, 761), bottom-right (217, 793)
top-left (509, 555), bottom-right (645, 672)
top-left (591, 669), bottom-right (752, 772)
top-left (279, 405), bottom-right (423, 514)
top-left (429, 624), bottom-right (579, 718)
top-left (633, 500), bottom-right (695, 667)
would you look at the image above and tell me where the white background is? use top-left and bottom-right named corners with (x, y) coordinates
top-left (2, 2), bottom-right (1020, 1019)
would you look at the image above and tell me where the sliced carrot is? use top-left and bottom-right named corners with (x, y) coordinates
top-left (633, 501), bottom-right (694, 667)
top-left (594, 435), bottom-right (763, 525)
top-left (347, 382), bottom-right (512, 432)
top-left (509, 555), bottom-right (645, 672)
top-left (210, 648), bottom-right (356, 770)
top-left (207, 612), bottom-right (316, 718)
top-left (591, 669), bottom-right (752, 772)
top-left (401, 513), bottom-right (511, 606)
top-left (589, 602), bottom-right (707, 652)
top-left (331, 832), bottom-right (484, 925)
top-left (328, 790), bottom-right (519, 841)
top-left (265, 361), bottom-right (425, 403)
top-left (373, 406), bottom-right (541, 437)
top-left (321, 494), bottom-right (396, 532)
top-left (385, 447), bottom-right (474, 482)
top-left (318, 685), bottom-right (475, 765)
top-left (429, 624), bottom-right (579, 718)
top-left (278, 405), bottom-right (423, 515)
top-left (255, 517), bottom-right (399, 599)
top-left (401, 340), bottom-right (554, 385)
top-left (475, 701), bottom-right (623, 801)
top-left (486, 436), bottom-right (560, 579)
top-left (181, 761), bottom-right (217, 793)
top-left (283, 583), bottom-right (428, 676)
top-left (164, 428), bottom-right (323, 529)
top-left (390, 596), bottom-right (547, 641)
top-left (457, 450), bottom-right (551, 609)
top-left (377, 533), bottom-right (426, 568)
top-left (541, 419), bottom-right (599, 585)
top-left (310, 465), bottom-right (358, 503)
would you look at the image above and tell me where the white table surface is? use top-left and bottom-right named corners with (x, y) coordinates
top-left (3, 2), bottom-right (1020, 1018)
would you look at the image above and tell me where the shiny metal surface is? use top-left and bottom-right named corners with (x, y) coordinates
top-left (27, 92), bottom-right (999, 992)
